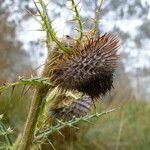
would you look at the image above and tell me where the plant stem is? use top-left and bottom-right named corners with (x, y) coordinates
top-left (92, 0), bottom-right (104, 33)
top-left (18, 48), bottom-right (55, 150)
top-left (34, 108), bottom-right (116, 142)
top-left (18, 86), bottom-right (49, 150)
top-left (70, 0), bottom-right (83, 42)
top-left (0, 121), bottom-right (12, 146)
top-left (0, 77), bottom-right (52, 93)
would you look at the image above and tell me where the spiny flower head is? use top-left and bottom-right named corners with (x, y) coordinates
top-left (51, 33), bottom-right (121, 98)
top-left (50, 95), bottom-right (92, 121)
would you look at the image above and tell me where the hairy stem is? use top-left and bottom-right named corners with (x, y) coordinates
top-left (92, 0), bottom-right (104, 33)
top-left (34, 108), bottom-right (116, 142)
top-left (18, 86), bottom-right (49, 150)
top-left (70, 0), bottom-right (83, 42)
top-left (18, 47), bottom-right (56, 149)
top-left (0, 120), bottom-right (12, 147)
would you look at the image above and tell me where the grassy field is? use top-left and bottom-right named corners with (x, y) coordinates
top-left (51, 100), bottom-right (150, 150)
top-left (0, 86), bottom-right (150, 149)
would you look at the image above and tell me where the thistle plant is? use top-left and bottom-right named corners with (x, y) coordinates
top-left (0, 0), bottom-right (121, 149)
top-left (52, 33), bottom-right (120, 98)
top-left (0, 114), bottom-right (13, 149)
top-left (50, 94), bottom-right (93, 121)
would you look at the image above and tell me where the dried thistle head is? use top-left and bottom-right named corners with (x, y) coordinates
top-left (50, 95), bottom-right (92, 121)
top-left (51, 33), bottom-right (121, 98)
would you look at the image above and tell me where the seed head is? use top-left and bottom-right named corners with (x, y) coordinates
top-left (50, 95), bottom-right (93, 121)
top-left (52, 33), bottom-right (121, 98)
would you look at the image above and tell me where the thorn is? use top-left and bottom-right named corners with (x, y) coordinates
top-left (57, 130), bottom-right (65, 138)
top-left (10, 85), bottom-right (15, 97)
top-left (20, 85), bottom-right (26, 100)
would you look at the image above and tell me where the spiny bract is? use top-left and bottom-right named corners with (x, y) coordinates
top-left (52, 33), bottom-right (121, 98)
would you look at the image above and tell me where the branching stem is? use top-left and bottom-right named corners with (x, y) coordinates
top-left (34, 108), bottom-right (116, 142)
top-left (70, 0), bottom-right (83, 42)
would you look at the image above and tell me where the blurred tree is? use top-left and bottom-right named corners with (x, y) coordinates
top-left (0, 0), bottom-right (34, 83)
top-left (0, 0), bottom-right (34, 139)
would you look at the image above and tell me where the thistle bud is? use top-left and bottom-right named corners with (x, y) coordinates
top-left (50, 95), bottom-right (92, 121)
top-left (52, 33), bottom-right (120, 98)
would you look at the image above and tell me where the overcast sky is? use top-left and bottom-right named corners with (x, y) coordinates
top-left (16, 0), bottom-right (150, 73)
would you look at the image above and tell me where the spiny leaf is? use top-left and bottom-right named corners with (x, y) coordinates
top-left (92, 0), bottom-right (104, 34)
top-left (0, 114), bottom-right (4, 120)
top-left (0, 77), bottom-right (53, 93)
top-left (34, 108), bottom-right (116, 142)
top-left (0, 117), bottom-right (13, 147)
top-left (69, 0), bottom-right (83, 42)
top-left (34, 0), bottom-right (71, 53)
